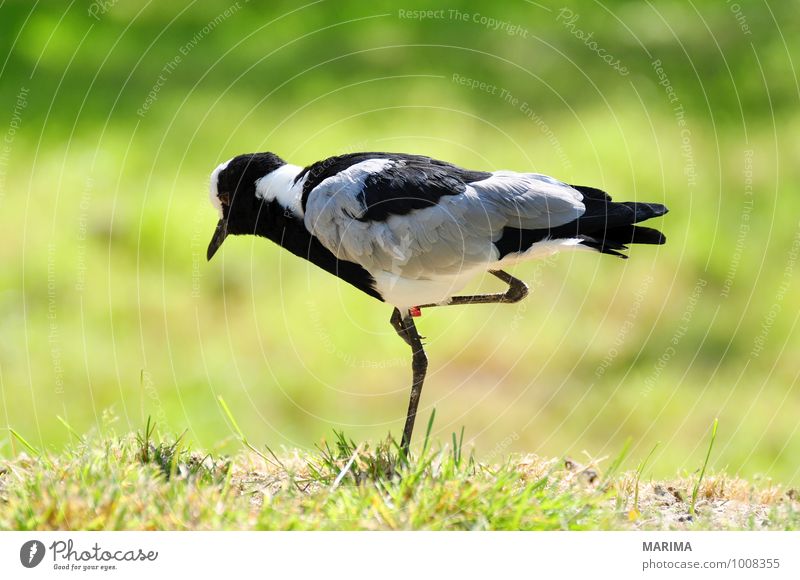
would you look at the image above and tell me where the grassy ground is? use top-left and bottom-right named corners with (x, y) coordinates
top-left (3, 1), bottom-right (800, 486)
top-left (1, 418), bottom-right (797, 531)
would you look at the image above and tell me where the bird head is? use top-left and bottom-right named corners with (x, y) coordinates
top-left (207, 152), bottom-right (286, 260)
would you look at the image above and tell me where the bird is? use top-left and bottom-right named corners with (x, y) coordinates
top-left (207, 151), bottom-right (668, 454)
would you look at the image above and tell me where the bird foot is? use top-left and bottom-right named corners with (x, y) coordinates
top-left (409, 306), bottom-right (422, 317)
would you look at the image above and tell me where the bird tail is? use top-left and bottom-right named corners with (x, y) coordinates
top-left (568, 185), bottom-right (668, 259)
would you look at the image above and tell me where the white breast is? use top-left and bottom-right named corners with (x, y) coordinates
top-left (372, 268), bottom-right (484, 310)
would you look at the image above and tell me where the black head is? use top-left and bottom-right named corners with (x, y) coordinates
top-left (207, 152), bottom-right (286, 260)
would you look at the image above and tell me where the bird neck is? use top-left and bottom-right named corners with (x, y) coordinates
top-left (253, 202), bottom-right (382, 301)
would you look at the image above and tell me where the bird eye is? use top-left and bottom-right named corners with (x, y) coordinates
top-left (219, 192), bottom-right (230, 206)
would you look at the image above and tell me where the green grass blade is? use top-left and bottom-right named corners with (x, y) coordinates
top-left (217, 396), bottom-right (246, 442)
top-left (602, 437), bottom-right (632, 483)
top-left (217, 396), bottom-right (270, 463)
top-left (330, 444), bottom-right (361, 491)
top-left (9, 428), bottom-right (40, 457)
top-left (633, 441), bottom-right (661, 511)
top-left (420, 408), bottom-right (436, 457)
top-left (56, 415), bottom-right (84, 442)
top-left (690, 418), bottom-right (719, 517)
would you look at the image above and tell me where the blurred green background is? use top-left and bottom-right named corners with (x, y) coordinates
top-left (1, 0), bottom-right (799, 483)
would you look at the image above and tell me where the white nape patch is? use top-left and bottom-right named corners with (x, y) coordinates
top-left (209, 159), bottom-right (232, 220)
top-left (255, 164), bottom-right (304, 217)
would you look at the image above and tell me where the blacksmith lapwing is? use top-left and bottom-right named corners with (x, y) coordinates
top-left (207, 151), bottom-right (668, 454)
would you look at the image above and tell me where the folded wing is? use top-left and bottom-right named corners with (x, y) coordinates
top-left (303, 155), bottom-right (587, 278)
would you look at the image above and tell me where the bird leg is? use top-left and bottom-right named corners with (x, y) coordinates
top-left (389, 307), bottom-right (413, 347)
top-left (418, 270), bottom-right (529, 309)
top-left (388, 270), bottom-right (526, 454)
top-left (390, 308), bottom-right (428, 455)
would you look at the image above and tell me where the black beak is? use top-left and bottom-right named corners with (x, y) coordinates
top-left (207, 219), bottom-right (228, 261)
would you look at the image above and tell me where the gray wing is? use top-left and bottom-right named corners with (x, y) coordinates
top-left (469, 170), bottom-right (586, 229)
top-left (303, 161), bottom-right (586, 278)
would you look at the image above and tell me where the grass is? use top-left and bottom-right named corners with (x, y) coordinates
top-left (1, 418), bottom-right (797, 531)
top-left (690, 418), bottom-right (719, 518)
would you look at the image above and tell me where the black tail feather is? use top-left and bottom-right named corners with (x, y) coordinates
top-left (579, 225), bottom-right (667, 259)
top-left (568, 185), bottom-right (667, 257)
top-left (610, 225), bottom-right (666, 245)
top-left (494, 185), bottom-right (668, 259)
